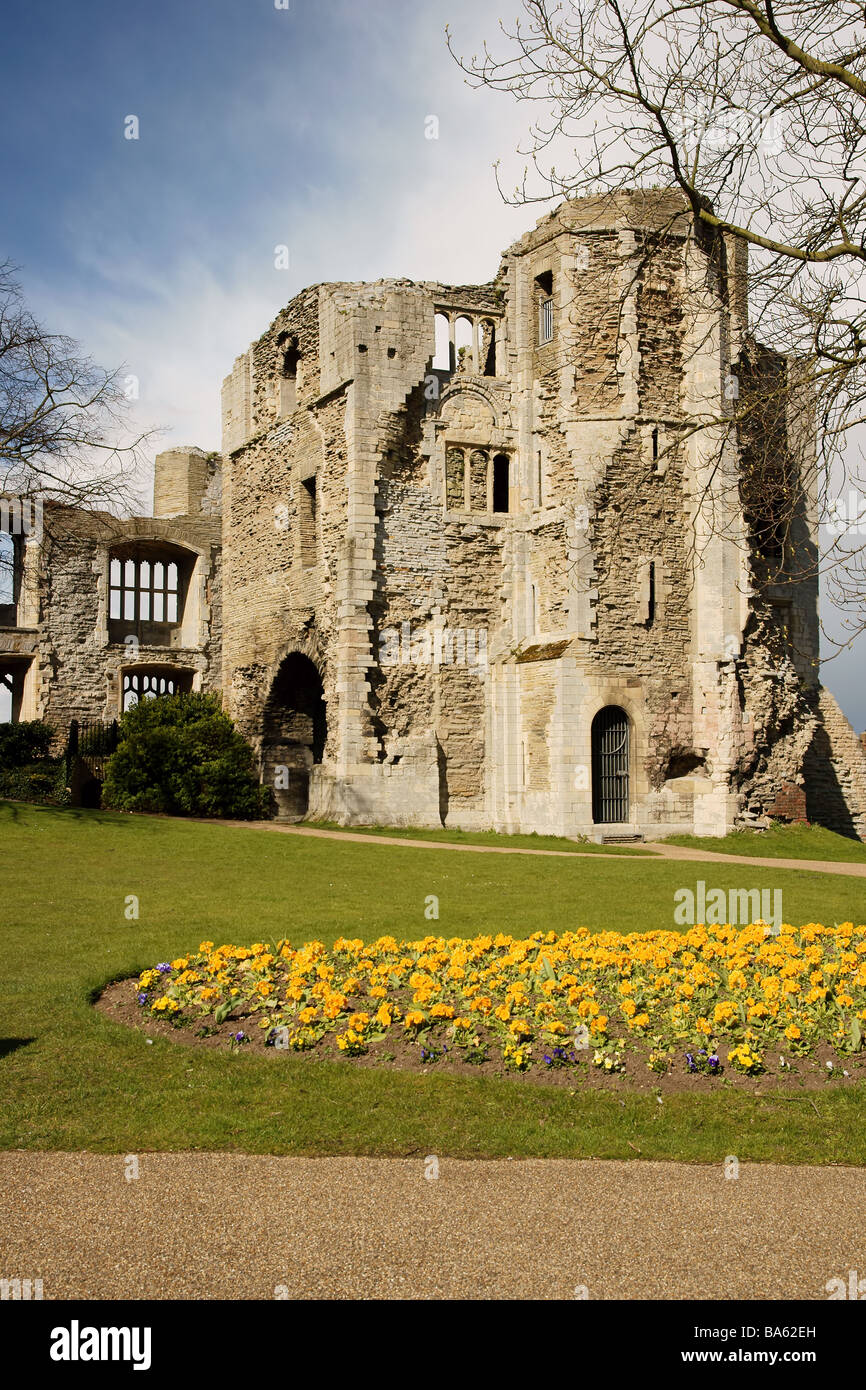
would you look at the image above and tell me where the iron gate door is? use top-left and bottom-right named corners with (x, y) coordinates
top-left (591, 706), bottom-right (630, 823)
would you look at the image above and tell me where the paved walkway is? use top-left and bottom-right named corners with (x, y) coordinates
top-left (214, 819), bottom-right (866, 878)
top-left (1, 1151), bottom-right (863, 1299)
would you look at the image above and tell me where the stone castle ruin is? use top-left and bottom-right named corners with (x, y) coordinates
top-left (3, 191), bottom-right (865, 839)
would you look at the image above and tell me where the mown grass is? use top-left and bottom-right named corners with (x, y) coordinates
top-left (305, 819), bottom-right (650, 854)
top-left (664, 822), bottom-right (866, 864)
top-left (1, 799), bottom-right (864, 1163)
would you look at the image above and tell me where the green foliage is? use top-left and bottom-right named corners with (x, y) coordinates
top-left (0, 720), bottom-right (66, 805)
top-left (0, 759), bottom-right (69, 806)
top-left (101, 692), bottom-right (268, 819)
top-left (0, 720), bottom-right (54, 768)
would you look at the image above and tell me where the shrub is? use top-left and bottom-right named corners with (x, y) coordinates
top-left (0, 721), bottom-right (55, 768)
top-left (0, 760), bottom-right (70, 806)
top-left (101, 692), bottom-right (268, 819)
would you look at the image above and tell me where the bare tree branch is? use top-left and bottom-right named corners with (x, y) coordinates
top-left (0, 260), bottom-right (154, 516)
top-left (449, 0), bottom-right (866, 644)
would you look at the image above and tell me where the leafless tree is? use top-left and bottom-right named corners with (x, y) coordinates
top-left (0, 260), bottom-right (157, 603)
top-left (449, 1), bottom-right (866, 648)
top-left (0, 260), bottom-right (153, 571)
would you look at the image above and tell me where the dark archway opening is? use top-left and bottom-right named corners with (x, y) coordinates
top-left (262, 653), bottom-right (326, 819)
top-left (591, 706), bottom-right (630, 823)
top-left (437, 737), bottom-right (449, 825)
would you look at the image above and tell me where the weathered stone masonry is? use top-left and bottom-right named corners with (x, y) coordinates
top-left (2, 191), bottom-right (865, 839)
top-left (0, 449), bottom-right (221, 734)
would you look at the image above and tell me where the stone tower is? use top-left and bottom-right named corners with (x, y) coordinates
top-left (216, 190), bottom-right (845, 838)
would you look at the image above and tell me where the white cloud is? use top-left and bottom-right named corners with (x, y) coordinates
top-left (13, 0), bottom-right (865, 729)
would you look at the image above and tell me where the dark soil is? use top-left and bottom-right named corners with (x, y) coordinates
top-left (96, 977), bottom-right (866, 1096)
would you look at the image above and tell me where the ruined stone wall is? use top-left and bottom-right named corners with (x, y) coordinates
top-left (35, 514), bottom-right (115, 731)
top-left (220, 287), bottom-right (341, 753)
top-left (154, 447), bottom-right (221, 520)
top-left (803, 687), bottom-right (866, 840)
top-left (587, 237), bottom-right (693, 793)
top-left (219, 207), bottom-right (733, 833)
top-left (17, 506), bottom-right (221, 741)
top-left (498, 201), bottom-right (703, 832)
top-left (111, 189), bottom-right (849, 839)
top-left (370, 433), bottom-right (499, 821)
top-left (346, 281), bottom-right (503, 823)
top-left (221, 277), bottom-right (504, 823)
top-left (725, 345), bottom-right (822, 827)
top-left (201, 543), bottom-right (223, 696)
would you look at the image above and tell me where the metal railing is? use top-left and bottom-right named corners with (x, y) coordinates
top-left (66, 718), bottom-right (119, 780)
top-left (539, 296), bottom-right (554, 344)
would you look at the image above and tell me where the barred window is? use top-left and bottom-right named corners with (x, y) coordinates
top-left (110, 555), bottom-right (179, 624)
top-left (539, 296), bottom-right (554, 345)
top-left (535, 269), bottom-right (554, 345)
top-left (107, 543), bottom-right (193, 645)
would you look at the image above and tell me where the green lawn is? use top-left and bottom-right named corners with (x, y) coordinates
top-left (664, 822), bottom-right (866, 863)
top-left (305, 819), bottom-right (650, 853)
top-left (1, 799), bottom-right (864, 1163)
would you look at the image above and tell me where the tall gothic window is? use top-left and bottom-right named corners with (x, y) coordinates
top-left (110, 554), bottom-right (179, 624)
top-left (535, 270), bottom-right (554, 345)
top-left (0, 530), bottom-right (20, 625)
top-left (108, 543), bottom-right (193, 644)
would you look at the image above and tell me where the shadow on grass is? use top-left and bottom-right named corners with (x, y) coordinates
top-left (0, 799), bottom-right (140, 830)
top-left (0, 1038), bottom-right (36, 1059)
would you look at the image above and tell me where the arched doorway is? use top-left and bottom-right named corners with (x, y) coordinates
top-left (262, 654), bottom-right (326, 819)
top-left (591, 706), bottom-right (630, 823)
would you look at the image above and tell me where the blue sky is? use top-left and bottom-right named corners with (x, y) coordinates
top-left (0, 0), bottom-right (862, 727)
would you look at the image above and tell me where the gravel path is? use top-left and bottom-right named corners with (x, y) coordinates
top-left (210, 819), bottom-right (866, 877)
top-left (642, 841), bottom-right (866, 878)
top-left (2, 1151), bottom-right (864, 1300)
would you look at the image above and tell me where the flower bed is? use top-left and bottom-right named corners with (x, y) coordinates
top-left (123, 922), bottom-right (866, 1085)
